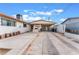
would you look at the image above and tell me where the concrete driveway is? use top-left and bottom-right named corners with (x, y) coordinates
top-left (0, 32), bottom-right (79, 55)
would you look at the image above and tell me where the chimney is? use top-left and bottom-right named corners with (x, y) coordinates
top-left (16, 14), bottom-right (23, 21)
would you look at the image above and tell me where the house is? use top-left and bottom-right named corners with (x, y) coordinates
top-left (56, 17), bottom-right (79, 40)
top-left (56, 17), bottom-right (79, 34)
top-left (0, 13), bottom-right (30, 39)
top-left (30, 20), bottom-right (55, 32)
top-left (61, 17), bottom-right (79, 34)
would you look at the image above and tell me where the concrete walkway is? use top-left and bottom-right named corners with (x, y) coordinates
top-left (0, 32), bottom-right (38, 55)
top-left (0, 32), bottom-right (79, 55)
top-left (0, 33), bottom-right (38, 49)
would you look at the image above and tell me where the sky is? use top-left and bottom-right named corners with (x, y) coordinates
top-left (0, 3), bottom-right (79, 23)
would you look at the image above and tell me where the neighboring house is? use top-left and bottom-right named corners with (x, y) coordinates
top-left (62, 17), bottom-right (79, 34)
top-left (0, 13), bottom-right (27, 28)
top-left (57, 17), bottom-right (79, 34)
top-left (0, 13), bottom-right (31, 39)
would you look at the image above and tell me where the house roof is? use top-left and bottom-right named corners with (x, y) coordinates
top-left (30, 20), bottom-right (55, 25)
top-left (0, 13), bottom-right (26, 23)
top-left (61, 17), bottom-right (79, 24)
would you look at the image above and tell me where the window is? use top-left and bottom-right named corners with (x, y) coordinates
top-left (23, 23), bottom-right (27, 27)
top-left (1, 19), bottom-right (7, 26)
top-left (7, 20), bottom-right (11, 26)
top-left (1, 18), bottom-right (15, 26)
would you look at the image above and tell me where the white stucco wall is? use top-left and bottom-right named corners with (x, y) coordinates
top-left (0, 26), bottom-right (30, 35)
top-left (0, 17), bottom-right (31, 35)
top-left (16, 22), bottom-right (23, 28)
top-left (26, 24), bottom-right (31, 31)
top-left (57, 24), bottom-right (65, 33)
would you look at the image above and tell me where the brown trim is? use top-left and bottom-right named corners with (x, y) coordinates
top-left (0, 13), bottom-right (16, 20)
top-left (0, 13), bottom-right (26, 23)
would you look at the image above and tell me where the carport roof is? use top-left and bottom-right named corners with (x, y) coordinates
top-left (30, 20), bottom-right (55, 25)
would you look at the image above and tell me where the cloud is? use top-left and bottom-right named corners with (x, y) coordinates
top-left (60, 18), bottom-right (66, 22)
top-left (24, 10), bottom-right (30, 13)
top-left (23, 15), bottom-right (29, 19)
top-left (54, 9), bottom-right (64, 13)
top-left (31, 11), bottom-right (52, 16)
top-left (25, 16), bottom-right (46, 22)
top-left (28, 17), bottom-right (42, 21)
top-left (12, 14), bottom-right (46, 22)
top-left (24, 9), bottom-right (52, 16)
top-left (23, 10), bottom-right (33, 13)
top-left (35, 11), bottom-right (52, 16)
top-left (22, 15), bottom-right (46, 22)
top-left (32, 9), bottom-right (64, 16)
top-left (23, 9), bottom-right (64, 16)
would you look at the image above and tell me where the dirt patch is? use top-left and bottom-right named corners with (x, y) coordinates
top-left (0, 48), bottom-right (11, 55)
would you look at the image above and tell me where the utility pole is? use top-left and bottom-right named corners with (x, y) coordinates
top-left (48, 16), bottom-right (51, 21)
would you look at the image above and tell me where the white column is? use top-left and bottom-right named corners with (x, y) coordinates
top-left (46, 26), bottom-right (48, 31)
top-left (63, 24), bottom-right (66, 33)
